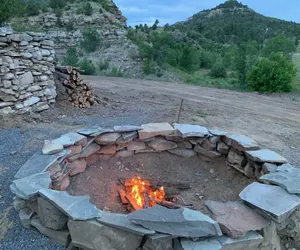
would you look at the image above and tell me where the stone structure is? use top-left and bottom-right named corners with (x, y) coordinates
top-left (10, 122), bottom-right (300, 249)
top-left (0, 30), bottom-right (56, 114)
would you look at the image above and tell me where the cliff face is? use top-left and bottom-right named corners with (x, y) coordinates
top-left (11, 1), bottom-right (143, 77)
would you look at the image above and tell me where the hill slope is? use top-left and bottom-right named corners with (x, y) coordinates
top-left (176, 0), bottom-right (300, 44)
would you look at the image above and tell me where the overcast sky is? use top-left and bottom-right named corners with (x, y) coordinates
top-left (114, 0), bottom-right (300, 27)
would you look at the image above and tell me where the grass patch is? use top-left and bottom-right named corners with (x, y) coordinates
top-left (292, 54), bottom-right (300, 91)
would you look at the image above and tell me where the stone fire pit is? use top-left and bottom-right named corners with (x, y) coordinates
top-left (10, 122), bottom-right (300, 249)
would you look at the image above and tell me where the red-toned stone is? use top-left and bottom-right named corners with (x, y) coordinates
top-left (99, 145), bottom-right (117, 155)
top-left (67, 145), bottom-right (82, 157)
top-left (68, 159), bottom-right (87, 176)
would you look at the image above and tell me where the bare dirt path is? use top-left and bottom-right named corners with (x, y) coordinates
top-left (85, 76), bottom-right (300, 165)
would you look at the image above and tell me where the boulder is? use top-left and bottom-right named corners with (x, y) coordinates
top-left (138, 123), bottom-right (174, 140)
top-left (68, 219), bottom-right (143, 250)
top-left (239, 182), bottom-right (300, 223)
top-left (128, 205), bottom-right (222, 238)
top-left (38, 197), bottom-right (68, 230)
top-left (205, 200), bottom-right (269, 238)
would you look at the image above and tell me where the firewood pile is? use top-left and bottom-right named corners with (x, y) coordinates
top-left (54, 66), bottom-right (95, 108)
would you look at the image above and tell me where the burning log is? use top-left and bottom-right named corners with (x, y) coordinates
top-left (125, 194), bottom-right (143, 211)
top-left (118, 189), bottom-right (128, 205)
top-left (54, 66), bottom-right (95, 108)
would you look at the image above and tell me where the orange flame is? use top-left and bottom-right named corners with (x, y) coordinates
top-left (128, 177), bottom-right (165, 209)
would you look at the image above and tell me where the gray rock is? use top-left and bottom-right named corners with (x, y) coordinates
top-left (19, 71), bottom-right (33, 86)
top-left (20, 41), bottom-right (29, 46)
top-left (227, 149), bottom-right (247, 169)
top-left (42, 140), bottom-right (64, 155)
top-left (41, 40), bottom-right (54, 46)
top-left (27, 85), bottom-right (42, 92)
top-left (95, 132), bottom-right (121, 145)
top-left (217, 141), bottom-right (230, 155)
top-left (127, 141), bottom-right (146, 151)
top-left (4, 73), bottom-right (14, 80)
top-left (52, 132), bottom-right (87, 147)
top-left (14, 150), bottom-right (68, 179)
top-left (99, 145), bottom-right (117, 155)
top-left (23, 96), bottom-right (40, 107)
top-left (97, 212), bottom-right (155, 236)
top-left (223, 134), bottom-right (259, 151)
top-left (80, 143), bottom-right (100, 158)
top-left (239, 182), bottom-right (300, 223)
top-left (20, 33), bottom-right (33, 42)
top-left (8, 34), bottom-right (21, 42)
top-left (138, 122), bottom-right (174, 140)
top-left (21, 52), bottom-right (33, 58)
top-left (205, 200), bottom-right (269, 238)
top-left (128, 205), bottom-right (222, 238)
top-left (260, 170), bottom-right (300, 194)
top-left (168, 149), bottom-right (197, 158)
top-left (262, 163), bottom-right (278, 174)
top-left (194, 145), bottom-right (222, 160)
top-left (68, 219), bottom-right (143, 250)
top-left (202, 139), bottom-right (216, 150)
top-left (259, 222), bottom-right (281, 250)
top-left (0, 102), bottom-right (13, 108)
top-left (31, 218), bottom-right (70, 247)
top-left (245, 149), bottom-right (288, 164)
top-left (10, 172), bottom-right (51, 200)
top-left (143, 233), bottom-right (173, 250)
top-left (181, 238), bottom-right (222, 250)
top-left (19, 207), bottom-right (34, 229)
top-left (13, 197), bottom-right (26, 211)
top-left (148, 137), bottom-right (177, 151)
top-left (0, 94), bottom-right (17, 102)
top-left (114, 125), bottom-right (142, 132)
top-left (122, 131), bottom-right (138, 140)
top-left (174, 123), bottom-right (209, 137)
top-left (38, 197), bottom-right (68, 230)
top-left (276, 163), bottom-right (297, 173)
top-left (77, 126), bottom-right (104, 136)
top-left (218, 231), bottom-right (263, 250)
top-left (39, 189), bottom-right (102, 220)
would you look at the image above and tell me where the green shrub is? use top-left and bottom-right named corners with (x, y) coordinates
top-left (81, 29), bottom-right (100, 52)
top-left (99, 60), bottom-right (109, 70)
top-left (83, 3), bottom-right (93, 16)
top-left (109, 67), bottom-right (123, 77)
top-left (247, 54), bottom-right (296, 92)
top-left (49, 0), bottom-right (66, 9)
top-left (79, 59), bottom-right (96, 75)
top-left (26, 0), bottom-right (40, 16)
top-left (63, 48), bottom-right (79, 67)
top-left (0, 0), bottom-right (26, 24)
top-left (209, 62), bottom-right (227, 78)
top-left (143, 59), bottom-right (156, 75)
top-left (65, 22), bottom-right (74, 31)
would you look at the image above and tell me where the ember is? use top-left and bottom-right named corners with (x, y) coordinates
top-left (124, 177), bottom-right (165, 210)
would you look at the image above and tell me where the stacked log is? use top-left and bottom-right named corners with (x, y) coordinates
top-left (55, 66), bottom-right (95, 108)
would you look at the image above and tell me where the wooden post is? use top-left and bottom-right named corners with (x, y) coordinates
top-left (177, 99), bottom-right (184, 123)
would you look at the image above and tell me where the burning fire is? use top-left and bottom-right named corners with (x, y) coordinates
top-left (128, 177), bottom-right (165, 209)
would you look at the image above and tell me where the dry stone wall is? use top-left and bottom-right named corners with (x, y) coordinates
top-left (0, 29), bottom-right (56, 114)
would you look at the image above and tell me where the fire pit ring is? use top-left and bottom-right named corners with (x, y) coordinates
top-left (10, 122), bottom-right (300, 249)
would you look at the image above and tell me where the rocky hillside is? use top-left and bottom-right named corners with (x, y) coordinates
top-left (11, 0), bottom-right (143, 77)
top-left (176, 0), bottom-right (300, 44)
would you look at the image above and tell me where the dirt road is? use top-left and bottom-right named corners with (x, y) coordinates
top-left (85, 76), bottom-right (300, 165)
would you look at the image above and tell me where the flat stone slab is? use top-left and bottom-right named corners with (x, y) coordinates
top-left (42, 140), bottom-right (64, 155)
top-left (239, 182), bottom-right (300, 223)
top-left (260, 169), bottom-right (300, 194)
top-left (209, 129), bottom-right (227, 136)
top-left (80, 143), bottom-right (100, 158)
top-left (39, 189), bottom-right (102, 220)
top-left (10, 172), bottom-right (51, 200)
top-left (95, 132), bottom-right (121, 145)
top-left (97, 212), bottom-right (155, 236)
top-left (245, 149), bottom-right (288, 164)
top-left (168, 149), bottom-right (197, 158)
top-left (77, 126), bottom-right (103, 136)
top-left (127, 141), bottom-right (146, 151)
top-left (218, 231), bottom-right (263, 250)
top-left (205, 200), bottom-right (269, 238)
top-left (14, 150), bottom-right (68, 179)
top-left (223, 134), bottom-right (259, 151)
top-left (181, 238), bottom-right (222, 250)
top-left (114, 125), bottom-right (142, 132)
top-left (174, 123), bottom-right (209, 137)
top-left (52, 132), bottom-right (87, 147)
top-left (128, 205), bottom-right (222, 238)
top-left (138, 123), bottom-right (174, 140)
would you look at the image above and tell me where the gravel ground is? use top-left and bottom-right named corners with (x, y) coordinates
top-left (0, 113), bottom-right (154, 250)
